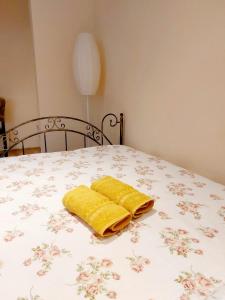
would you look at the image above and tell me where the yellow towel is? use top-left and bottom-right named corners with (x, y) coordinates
top-left (63, 185), bottom-right (131, 237)
top-left (91, 176), bottom-right (154, 218)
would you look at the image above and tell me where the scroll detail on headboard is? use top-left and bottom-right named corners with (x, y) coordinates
top-left (0, 113), bottom-right (124, 157)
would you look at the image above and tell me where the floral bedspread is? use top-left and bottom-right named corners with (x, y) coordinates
top-left (0, 145), bottom-right (225, 300)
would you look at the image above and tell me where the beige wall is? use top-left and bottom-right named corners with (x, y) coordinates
top-left (0, 0), bottom-right (38, 129)
top-left (29, 0), bottom-right (95, 151)
top-left (4, 1), bottom-right (224, 183)
top-left (93, 0), bottom-right (225, 185)
top-left (30, 0), bottom-right (94, 119)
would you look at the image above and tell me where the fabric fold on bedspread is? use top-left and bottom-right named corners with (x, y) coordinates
top-left (91, 176), bottom-right (154, 218)
top-left (63, 185), bottom-right (131, 237)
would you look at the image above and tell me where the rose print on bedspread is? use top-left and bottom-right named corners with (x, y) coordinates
top-left (119, 220), bottom-right (149, 243)
top-left (148, 156), bottom-right (162, 164)
top-left (160, 228), bottom-right (203, 257)
top-left (112, 155), bottom-right (127, 162)
top-left (24, 168), bottom-right (44, 177)
top-left (167, 182), bottom-right (194, 197)
top-left (0, 195), bottom-right (14, 204)
top-left (65, 170), bottom-right (85, 180)
top-left (210, 194), bottom-right (224, 201)
top-left (126, 254), bottom-right (150, 273)
top-left (17, 295), bottom-right (43, 300)
top-left (110, 154), bottom-right (128, 171)
top-left (6, 180), bottom-right (32, 192)
top-left (54, 158), bottom-right (72, 166)
top-left (90, 220), bottom-right (149, 245)
top-left (0, 174), bottom-right (8, 180)
top-left (175, 269), bottom-right (223, 300)
top-left (217, 206), bottom-right (225, 221)
top-left (12, 204), bottom-right (46, 219)
top-left (1, 145), bottom-right (225, 300)
top-left (17, 287), bottom-right (44, 300)
top-left (32, 184), bottom-right (57, 198)
top-left (73, 160), bottom-right (89, 169)
top-left (158, 211), bottom-right (171, 220)
top-left (193, 182), bottom-right (206, 188)
top-left (75, 256), bottom-right (120, 300)
top-left (3, 229), bottom-right (24, 242)
top-left (198, 227), bottom-right (218, 238)
top-left (179, 169), bottom-right (196, 178)
top-left (3, 163), bottom-right (25, 172)
top-left (23, 243), bottom-right (71, 276)
top-left (177, 201), bottom-right (205, 220)
top-left (46, 209), bottom-right (78, 233)
top-left (136, 178), bottom-right (157, 191)
top-left (135, 165), bottom-right (154, 176)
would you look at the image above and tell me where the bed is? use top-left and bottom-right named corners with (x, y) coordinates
top-left (0, 115), bottom-right (225, 300)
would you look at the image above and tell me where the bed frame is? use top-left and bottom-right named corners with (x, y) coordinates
top-left (0, 113), bottom-right (123, 157)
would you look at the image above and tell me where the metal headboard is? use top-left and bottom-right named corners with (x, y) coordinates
top-left (0, 113), bottom-right (123, 157)
top-left (0, 98), bottom-right (7, 153)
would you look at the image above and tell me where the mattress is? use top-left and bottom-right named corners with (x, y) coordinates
top-left (0, 145), bottom-right (224, 300)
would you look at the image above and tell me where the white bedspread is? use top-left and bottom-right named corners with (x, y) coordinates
top-left (0, 145), bottom-right (224, 300)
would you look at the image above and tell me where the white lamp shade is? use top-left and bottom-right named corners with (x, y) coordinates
top-left (73, 33), bottom-right (101, 96)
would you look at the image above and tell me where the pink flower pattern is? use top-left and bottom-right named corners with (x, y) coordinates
top-left (90, 233), bottom-right (104, 245)
top-left (167, 182), bottom-right (194, 197)
top-left (66, 170), bottom-right (85, 180)
top-left (73, 160), bottom-right (89, 169)
top-left (3, 163), bottom-right (25, 172)
top-left (90, 221), bottom-right (149, 244)
top-left (3, 229), bottom-right (24, 242)
top-left (136, 178), bottom-right (156, 191)
top-left (6, 180), bottom-right (32, 192)
top-left (177, 201), bottom-right (205, 219)
top-left (135, 166), bottom-right (153, 176)
top-left (23, 243), bottom-right (71, 276)
top-left (160, 228), bottom-right (203, 257)
top-left (46, 209), bottom-right (78, 233)
top-left (148, 156), bottom-right (162, 164)
top-left (76, 257), bottom-right (120, 300)
top-left (179, 169), bottom-right (196, 178)
top-left (0, 195), bottom-right (13, 204)
top-left (198, 227), bottom-right (218, 238)
top-left (126, 254), bottom-right (150, 273)
top-left (217, 206), bottom-right (225, 221)
top-left (193, 182), bottom-right (206, 188)
top-left (0, 145), bottom-right (224, 299)
top-left (17, 288), bottom-right (44, 300)
top-left (12, 204), bottom-right (46, 219)
top-left (158, 211), bottom-right (171, 220)
top-left (175, 269), bottom-right (223, 299)
top-left (24, 168), bottom-right (44, 177)
top-left (124, 221), bottom-right (149, 243)
top-left (210, 194), bottom-right (224, 201)
top-left (32, 185), bottom-right (57, 198)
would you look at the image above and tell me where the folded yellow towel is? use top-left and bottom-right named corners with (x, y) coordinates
top-left (63, 185), bottom-right (131, 237)
top-left (91, 176), bottom-right (154, 218)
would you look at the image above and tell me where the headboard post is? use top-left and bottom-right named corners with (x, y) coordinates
top-left (120, 113), bottom-right (124, 145)
top-left (0, 98), bottom-right (8, 157)
top-left (101, 113), bottom-right (124, 146)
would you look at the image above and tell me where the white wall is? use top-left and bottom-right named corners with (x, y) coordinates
top-left (30, 0), bottom-right (94, 119)
top-left (93, 0), bottom-right (225, 185)
top-left (0, 0), bottom-right (38, 130)
top-left (4, 0), bottom-right (224, 184)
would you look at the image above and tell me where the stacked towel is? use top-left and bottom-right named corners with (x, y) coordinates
top-left (91, 176), bottom-right (154, 218)
top-left (63, 185), bottom-right (131, 237)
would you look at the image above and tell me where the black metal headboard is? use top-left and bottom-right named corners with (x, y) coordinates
top-left (0, 113), bottom-right (123, 157)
